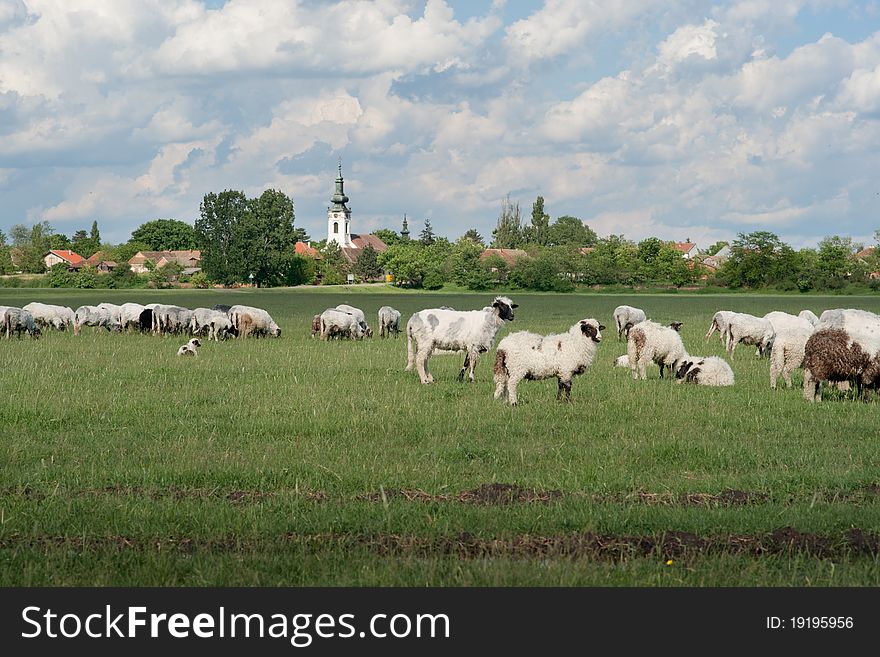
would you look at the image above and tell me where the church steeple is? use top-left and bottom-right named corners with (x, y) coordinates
top-left (327, 160), bottom-right (352, 247)
top-left (401, 214), bottom-right (410, 241)
top-left (330, 161), bottom-right (349, 212)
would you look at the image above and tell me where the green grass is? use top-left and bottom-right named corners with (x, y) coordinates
top-left (1, 287), bottom-right (879, 586)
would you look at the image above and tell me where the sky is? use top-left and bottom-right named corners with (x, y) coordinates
top-left (2, 0), bottom-right (880, 249)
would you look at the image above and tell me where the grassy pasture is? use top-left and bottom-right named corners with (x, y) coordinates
top-left (1, 287), bottom-right (879, 586)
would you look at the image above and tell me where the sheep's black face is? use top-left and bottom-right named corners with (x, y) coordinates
top-left (493, 300), bottom-right (516, 321)
top-left (670, 322), bottom-right (683, 332)
top-left (675, 361), bottom-right (693, 379)
top-left (581, 322), bottom-right (602, 342)
top-left (191, 338), bottom-right (202, 348)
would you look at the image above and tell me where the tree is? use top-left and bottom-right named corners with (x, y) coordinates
top-left (508, 249), bottom-right (574, 292)
top-left (704, 240), bottom-right (729, 256)
top-left (281, 254), bottom-right (317, 286)
top-left (720, 231), bottom-right (786, 288)
top-left (71, 227), bottom-right (99, 258)
top-left (374, 229), bottom-right (401, 247)
top-left (130, 219), bottom-right (200, 251)
top-left (548, 215), bottom-right (597, 247)
top-left (353, 244), bottom-right (383, 280)
top-left (318, 241), bottom-right (349, 285)
top-left (90, 220), bottom-right (101, 245)
top-left (240, 188), bottom-right (302, 287)
top-left (0, 230), bottom-right (12, 275)
top-left (491, 195), bottom-right (523, 248)
top-left (817, 235), bottom-right (861, 283)
top-left (419, 219), bottom-right (436, 245)
top-left (451, 237), bottom-right (491, 290)
top-left (47, 233), bottom-right (71, 250)
top-left (195, 190), bottom-right (250, 285)
top-left (462, 228), bottom-right (485, 246)
top-left (524, 195), bottom-right (550, 246)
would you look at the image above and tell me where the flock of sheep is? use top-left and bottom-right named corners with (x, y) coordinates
top-left (4, 295), bottom-right (879, 404)
top-left (0, 302), bottom-right (282, 349)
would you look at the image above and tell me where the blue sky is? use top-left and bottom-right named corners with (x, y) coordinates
top-left (2, 0), bottom-right (880, 249)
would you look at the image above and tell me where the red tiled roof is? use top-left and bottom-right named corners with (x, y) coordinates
top-left (480, 248), bottom-right (529, 266)
top-left (672, 242), bottom-right (698, 254)
top-left (856, 247), bottom-right (875, 259)
top-left (350, 234), bottom-right (388, 252)
top-left (48, 249), bottom-right (84, 265)
top-left (295, 241), bottom-right (321, 258)
top-left (129, 250), bottom-right (201, 266)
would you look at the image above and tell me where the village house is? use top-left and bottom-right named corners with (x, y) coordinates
top-left (80, 251), bottom-right (118, 273)
top-left (128, 250), bottom-right (201, 274)
top-left (672, 241), bottom-right (700, 259)
top-left (43, 249), bottom-right (84, 270)
top-left (479, 248), bottom-right (529, 267)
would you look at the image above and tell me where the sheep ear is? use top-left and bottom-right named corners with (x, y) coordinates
top-left (598, 324), bottom-right (606, 331)
top-left (511, 303), bottom-right (519, 308)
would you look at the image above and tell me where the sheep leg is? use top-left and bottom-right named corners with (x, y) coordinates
top-left (557, 378), bottom-right (573, 402)
top-left (506, 374), bottom-right (523, 405)
top-left (467, 349), bottom-right (479, 382)
top-left (458, 353), bottom-right (470, 382)
top-left (803, 370), bottom-right (820, 402)
top-left (416, 347), bottom-right (434, 384)
top-left (769, 361), bottom-right (779, 390)
top-left (783, 366), bottom-right (793, 389)
top-left (659, 362), bottom-right (665, 379)
top-left (405, 329), bottom-right (415, 371)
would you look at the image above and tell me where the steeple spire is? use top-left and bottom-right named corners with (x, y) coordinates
top-left (401, 213), bottom-right (410, 240)
top-left (330, 159), bottom-right (349, 211)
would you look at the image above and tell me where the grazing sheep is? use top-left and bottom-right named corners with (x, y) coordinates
top-left (724, 313), bottom-right (775, 357)
top-left (118, 303), bottom-right (146, 332)
top-left (336, 304), bottom-right (371, 337)
top-left (97, 303), bottom-right (125, 329)
top-left (763, 311), bottom-right (814, 334)
top-left (798, 309), bottom-right (820, 326)
top-left (212, 304), bottom-right (232, 313)
top-left (22, 302), bottom-right (74, 331)
top-left (704, 310), bottom-right (736, 346)
top-left (73, 305), bottom-right (120, 335)
top-left (319, 309), bottom-right (364, 340)
top-left (151, 304), bottom-right (193, 335)
top-left (311, 314), bottom-right (322, 338)
top-left (138, 308), bottom-right (153, 333)
top-left (177, 338), bottom-right (202, 357)
top-left (803, 310), bottom-right (880, 401)
top-left (770, 325), bottom-right (814, 389)
top-left (627, 320), bottom-right (688, 380)
top-left (228, 305), bottom-right (281, 338)
top-left (675, 356), bottom-right (734, 386)
top-left (378, 306), bottom-right (401, 338)
top-left (190, 308), bottom-right (232, 341)
top-left (613, 305), bottom-right (646, 341)
top-left (493, 319), bottom-right (604, 404)
top-left (406, 296), bottom-right (517, 384)
top-left (4, 307), bottom-right (41, 339)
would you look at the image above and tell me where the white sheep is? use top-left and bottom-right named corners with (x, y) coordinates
top-left (769, 325), bottom-right (814, 389)
top-left (73, 305), bottom-right (119, 335)
top-left (191, 308), bottom-right (232, 341)
top-left (675, 356), bottom-right (734, 386)
top-left (798, 309), bottom-right (820, 326)
top-left (177, 338), bottom-right (201, 357)
top-left (406, 296), bottom-right (517, 384)
top-left (704, 310), bottom-right (736, 347)
top-left (336, 304), bottom-right (371, 337)
top-left (320, 308), bottom-right (364, 340)
top-left (763, 311), bottom-right (814, 334)
top-left (4, 307), bottom-right (41, 339)
top-left (627, 320), bottom-right (688, 380)
top-left (22, 302), bottom-right (74, 331)
top-left (119, 303), bottom-right (146, 332)
top-left (378, 306), bottom-right (401, 338)
top-left (724, 312), bottom-right (775, 357)
top-left (493, 319), bottom-right (605, 404)
top-left (612, 305), bottom-right (646, 341)
top-left (228, 305), bottom-right (281, 338)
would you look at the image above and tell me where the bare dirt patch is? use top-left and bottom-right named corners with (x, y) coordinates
top-left (360, 483), bottom-right (564, 505)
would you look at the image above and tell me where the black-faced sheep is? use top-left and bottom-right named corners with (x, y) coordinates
top-left (177, 338), bottom-right (201, 356)
top-left (675, 356), bottom-right (734, 387)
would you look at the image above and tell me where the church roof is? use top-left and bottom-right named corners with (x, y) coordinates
top-left (340, 234), bottom-right (389, 263)
top-left (329, 162), bottom-right (349, 212)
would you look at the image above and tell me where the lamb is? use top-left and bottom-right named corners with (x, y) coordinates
top-left (406, 296), bottom-right (517, 384)
top-left (626, 320), bottom-right (688, 380)
top-left (704, 310), bottom-right (736, 347)
top-left (73, 305), bottom-right (119, 335)
top-left (190, 308), bottom-right (232, 341)
top-left (675, 356), bottom-right (734, 386)
top-left (378, 306), bottom-right (401, 338)
top-left (798, 309), bottom-right (820, 326)
top-left (22, 302), bottom-right (74, 331)
top-left (336, 304), bottom-right (371, 338)
top-left (4, 307), bottom-right (41, 339)
top-left (493, 318), bottom-right (605, 404)
top-left (177, 338), bottom-right (202, 357)
top-left (612, 305), bottom-right (646, 341)
top-left (319, 309), bottom-right (364, 340)
top-left (769, 325), bottom-right (814, 389)
top-left (228, 305), bottom-right (281, 338)
top-left (724, 312), bottom-right (775, 357)
top-left (802, 310), bottom-right (880, 400)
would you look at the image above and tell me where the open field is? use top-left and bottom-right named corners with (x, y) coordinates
top-left (1, 287), bottom-right (879, 586)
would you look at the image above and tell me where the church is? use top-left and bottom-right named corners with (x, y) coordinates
top-left (325, 163), bottom-right (388, 263)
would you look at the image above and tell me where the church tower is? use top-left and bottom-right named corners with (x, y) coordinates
top-left (327, 162), bottom-right (352, 247)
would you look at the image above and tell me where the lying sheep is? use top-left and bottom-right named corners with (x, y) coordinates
top-left (725, 312), bottom-right (775, 357)
top-left (320, 309), bottom-right (364, 340)
top-left (613, 305), bottom-right (646, 341)
top-left (4, 307), bottom-right (41, 339)
top-left (406, 296), bottom-right (517, 384)
top-left (675, 356), bottom-right (734, 386)
top-left (704, 310), bottom-right (736, 347)
top-left (177, 338), bottom-right (201, 357)
top-left (627, 320), bottom-right (688, 380)
top-left (770, 325), bottom-right (813, 389)
top-left (494, 319), bottom-right (605, 404)
top-left (228, 305), bottom-right (281, 338)
top-left (22, 302), bottom-right (74, 331)
top-left (378, 306), bottom-right (401, 338)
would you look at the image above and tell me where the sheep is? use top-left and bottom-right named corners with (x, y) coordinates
top-left (177, 338), bottom-right (202, 357)
top-left (336, 304), bottom-right (371, 338)
top-left (763, 311), bottom-right (814, 334)
top-left (724, 313), bottom-right (775, 357)
top-left (627, 320), bottom-right (688, 380)
top-left (119, 303), bottom-right (146, 332)
top-left (378, 305), bottom-right (401, 338)
top-left (73, 305), bottom-right (120, 335)
top-left (190, 308), bottom-right (232, 341)
top-left (493, 319), bottom-right (604, 405)
top-left (22, 302), bottom-right (74, 331)
top-left (319, 309), bottom-right (364, 340)
top-left (311, 314), bottom-right (322, 338)
top-left (798, 309), bottom-right (820, 327)
top-left (212, 304), bottom-right (232, 313)
top-left (4, 307), bottom-right (41, 339)
top-left (406, 296), bottom-right (517, 384)
top-left (151, 304), bottom-right (193, 335)
top-left (769, 325), bottom-right (814, 389)
top-left (612, 305), bottom-right (646, 341)
top-left (704, 310), bottom-right (736, 347)
top-left (138, 308), bottom-right (153, 333)
top-left (803, 310), bottom-right (880, 400)
top-left (98, 303), bottom-right (125, 329)
top-left (675, 356), bottom-right (734, 387)
top-left (228, 305), bottom-right (281, 338)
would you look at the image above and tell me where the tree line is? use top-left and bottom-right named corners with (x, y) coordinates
top-left (2, 190), bottom-right (878, 293)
